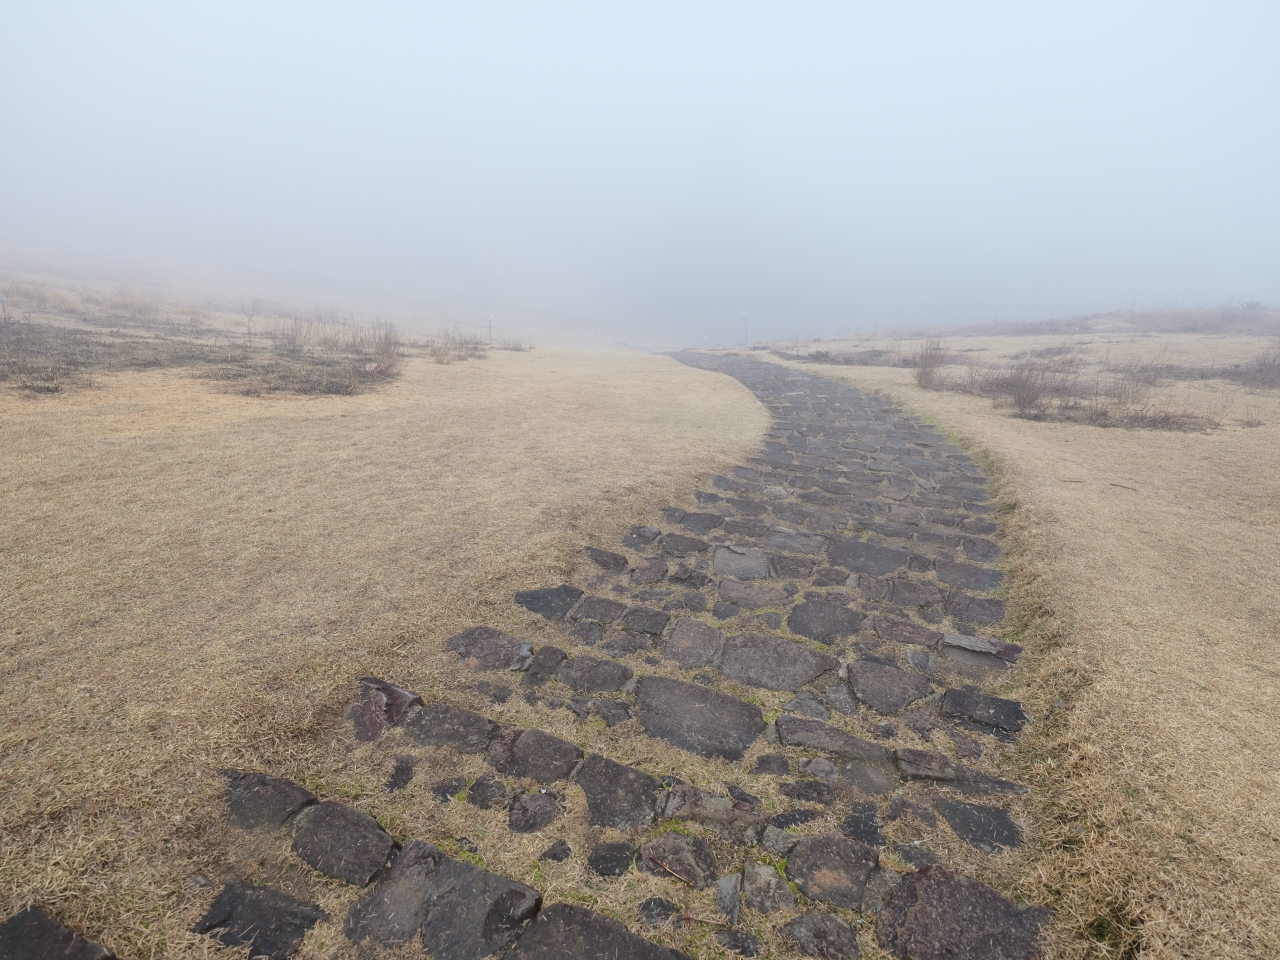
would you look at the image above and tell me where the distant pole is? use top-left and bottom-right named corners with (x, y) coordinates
top-left (743, 310), bottom-right (748, 346)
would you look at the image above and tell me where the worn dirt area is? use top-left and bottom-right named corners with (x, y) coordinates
top-left (771, 333), bottom-right (1280, 958)
top-left (0, 349), bottom-right (770, 957)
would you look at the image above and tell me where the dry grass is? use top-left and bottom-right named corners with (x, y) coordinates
top-left (0, 348), bottom-right (770, 958)
top-left (767, 332), bottom-right (1280, 958)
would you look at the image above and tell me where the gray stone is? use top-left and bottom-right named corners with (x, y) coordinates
top-left (761, 825), bottom-right (798, 856)
top-left (826, 538), bottom-right (909, 576)
top-left (539, 839), bottom-right (572, 861)
top-left (935, 800), bottom-right (1022, 852)
top-left (713, 601), bottom-right (741, 620)
top-left (962, 538), bottom-right (999, 562)
top-left (786, 833), bottom-right (879, 909)
top-left (639, 897), bottom-right (681, 927)
top-left (906, 649), bottom-right (937, 676)
top-left (862, 866), bottom-right (902, 914)
top-left (724, 518), bottom-right (770, 538)
top-left (776, 715), bottom-right (892, 763)
top-left (895, 842), bottom-right (938, 868)
top-left (665, 618), bottom-right (724, 668)
top-left (780, 912), bottom-right (862, 960)
top-left (876, 865), bottom-right (1049, 960)
top-left (838, 802), bottom-right (884, 847)
top-left (351, 677), bottom-right (423, 741)
top-left (466, 774), bottom-right (507, 809)
top-left (621, 607), bottom-right (670, 634)
top-left (813, 566), bottom-right (853, 587)
top-left (508, 903), bottom-right (693, 960)
top-left (432, 776), bottom-right (467, 802)
top-left (766, 528), bottom-right (828, 554)
top-left (781, 780), bottom-right (835, 804)
top-left (661, 533), bottom-right (710, 555)
top-left (573, 596), bottom-right (627, 623)
top-left (945, 593), bottom-right (1005, 625)
top-left (571, 621), bottom-right (604, 646)
top-left (624, 526), bottom-right (662, 548)
top-left (605, 631), bottom-right (653, 657)
top-left (750, 753), bottom-right (790, 775)
top-left (786, 690), bottom-right (830, 719)
top-left (719, 632), bottom-right (840, 691)
top-left (638, 833), bottom-right (718, 889)
top-left (630, 557), bottom-right (669, 585)
top-left (0, 907), bottom-right (114, 960)
top-left (588, 841), bottom-right (636, 876)
top-left (762, 485), bottom-right (789, 499)
top-left (714, 546), bottom-right (772, 579)
top-left (386, 756), bottom-right (416, 792)
top-left (221, 770), bottom-right (315, 830)
top-left (594, 700), bottom-right (631, 725)
top-left (487, 728), bottom-right (583, 783)
top-left (192, 883), bottom-right (326, 960)
top-left (556, 655), bottom-right (633, 693)
top-left (836, 760), bottom-right (896, 795)
top-left (941, 688), bottom-right (1028, 733)
top-left (799, 757), bottom-right (838, 781)
top-left (291, 801), bottom-right (395, 886)
top-left (773, 554), bottom-right (817, 579)
top-left (509, 792), bottom-right (559, 832)
top-left (717, 929), bottom-right (763, 956)
top-left (576, 753), bottom-right (660, 829)
top-left (894, 749), bottom-right (958, 782)
top-left (939, 633), bottom-right (1022, 664)
top-left (345, 840), bottom-right (445, 946)
top-left (636, 676), bottom-right (765, 760)
top-left (417, 859), bottom-right (542, 960)
top-left (524, 645), bottom-right (567, 683)
top-left (586, 546), bottom-right (629, 571)
top-left (447, 626), bottom-right (533, 671)
top-left (515, 584), bottom-right (585, 620)
top-left (717, 872), bottom-right (742, 925)
top-left (771, 809), bottom-right (823, 830)
top-left (848, 660), bottom-right (933, 714)
top-left (660, 783), bottom-right (765, 844)
top-left (683, 512), bottom-right (725, 535)
top-left (788, 601), bottom-right (864, 643)
top-left (945, 729), bottom-right (982, 760)
top-left (404, 704), bottom-right (499, 753)
top-left (718, 578), bottom-right (790, 609)
top-left (890, 580), bottom-right (944, 608)
top-left (935, 560), bottom-right (1004, 591)
top-left (874, 618), bottom-right (944, 647)
top-left (823, 683), bottom-right (859, 715)
top-left (742, 858), bottom-right (796, 913)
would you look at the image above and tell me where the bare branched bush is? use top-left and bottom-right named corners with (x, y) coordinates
top-left (912, 338), bottom-right (948, 389)
top-left (423, 327), bottom-right (487, 365)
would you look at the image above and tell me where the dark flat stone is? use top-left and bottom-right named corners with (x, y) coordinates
top-left (945, 593), bottom-right (1005, 625)
top-left (895, 748), bottom-right (958, 781)
top-left (780, 780), bottom-right (835, 804)
top-left (716, 929), bottom-right (762, 956)
top-left (718, 631), bottom-right (840, 690)
top-left (661, 533), bottom-right (710, 555)
top-left (192, 882), bottom-right (327, 960)
top-left (713, 546), bottom-right (772, 579)
top-left (876, 865), bottom-right (1049, 960)
top-left (539, 838), bottom-right (572, 861)
top-left (823, 682), bottom-right (858, 715)
top-left (935, 560), bottom-right (1004, 592)
top-left (508, 903), bottom-right (693, 960)
top-left (524, 645), bottom-right (567, 683)
top-left (605, 631), bottom-right (653, 656)
top-left (636, 676), bottom-right (765, 760)
top-left (660, 783), bottom-right (766, 843)
top-left (515, 584), bottom-right (585, 620)
top-left (404, 703), bottom-right (499, 753)
top-left (772, 554), bottom-right (817, 579)
top-left (713, 601), bottom-right (741, 620)
top-left (780, 913), bottom-right (861, 959)
top-left (0, 907), bottom-right (114, 960)
top-left (586, 546), bottom-right (629, 571)
top-left (770, 808), bottom-right (822, 829)
top-left (624, 526), bottom-right (662, 548)
top-left (718, 578), bottom-right (789, 608)
top-left (717, 872), bottom-right (742, 925)
top-left (594, 700), bottom-right (631, 725)
top-left (638, 832), bottom-right (717, 888)
top-left (291, 801), bottom-right (395, 886)
top-left (683, 512), bottom-right (725, 535)
top-left (812, 565), bottom-right (852, 587)
top-left (432, 776), bottom-right (467, 802)
top-left (621, 607), bottom-right (670, 634)
top-left (664, 507), bottom-right (687, 523)
top-left (890, 580), bottom-right (944, 608)
top-left (936, 799), bottom-right (1022, 852)
top-left (509, 792), bottom-right (559, 832)
top-left (466, 774), bottom-right (508, 809)
top-left (574, 596), bottom-right (627, 623)
top-left (723, 519), bottom-right (770, 539)
top-left (786, 833), bottom-right (879, 909)
top-left (345, 840), bottom-right (445, 946)
top-left (838, 801), bottom-right (884, 847)
top-left (638, 897), bottom-right (680, 926)
top-left (945, 728), bottom-right (982, 759)
top-left (785, 689), bottom-right (830, 718)
top-left (665, 618), bottom-right (724, 668)
top-left (776, 715), bottom-right (891, 763)
top-left (222, 770), bottom-right (315, 830)
top-left (556, 655), bottom-right (633, 693)
top-left (669, 564), bottom-right (711, 588)
top-left (630, 557), bottom-right (669, 585)
top-left (487, 728), bottom-right (583, 783)
top-left (962, 538), bottom-right (999, 562)
top-left (827, 538), bottom-right (909, 576)
top-left (386, 756), bottom-right (416, 792)
top-left (588, 840), bottom-right (637, 876)
top-left (743, 858), bottom-right (796, 913)
top-left (571, 621), bottom-right (604, 645)
top-left (939, 634), bottom-right (1022, 664)
top-left (788, 601), bottom-right (864, 643)
top-left (941, 688), bottom-right (1028, 733)
top-left (896, 843), bottom-right (938, 868)
top-left (418, 858), bottom-right (542, 960)
top-left (447, 626), bottom-right (533, 671)
top-left (849, 660), bottom-right (933, 713)
top-left (750, 753), bottom-right (790, 775)
top-left (766, 528), bottom-right (828, 554)
top-left (352, 677), bottom-right (423, 741)
top-left (576, 753), bottom-right (660, 828)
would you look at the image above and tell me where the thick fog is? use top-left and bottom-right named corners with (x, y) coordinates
top-left (3, 3), bottom-right (1278, 346)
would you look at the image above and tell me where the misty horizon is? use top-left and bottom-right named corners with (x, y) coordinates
top-left (4, 3), bottom-right (1278, 348)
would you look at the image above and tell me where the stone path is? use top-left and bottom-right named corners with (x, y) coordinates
top-left (3, 354), bottom-right (1050, 959)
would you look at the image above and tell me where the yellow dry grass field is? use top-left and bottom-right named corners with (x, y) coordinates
top-left (768, 329), bottom-right (1280, 959)
top-left (0, 348), bottom-right (771, 958)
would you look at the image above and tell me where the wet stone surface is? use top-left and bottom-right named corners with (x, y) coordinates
top-left (718, 631), bottom-right (840, 690)
top-left (193, 882), bottom-right (327, 960)
top-left (780, 912), bottom-right (862, 960)
top-left (291, 801), bottom-right (395, 886)
top-left (786, 833), bottom-right (879, 910)
top-left (222, 770), bottom-right (315, 830)
top-left (636, 676), bottom-right (765, 760)
top-left (0, 907), bottom-right (116, 960)
top-left (576, 753), bottom-right (660, 828)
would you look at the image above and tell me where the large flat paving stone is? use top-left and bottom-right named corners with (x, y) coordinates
top-left (573, 596), bottom-right (627, 623)
top-left (935, 800), bottom-right (1022, 852)
top-left (765, 528), bottom-right (828, 554)
top-left (291, 800), bottom-right (396, 886)
top-left (585, 546), bottom-right (629, 571)
top-left (557, 655), bottom-right (633, 692)
top-left (785, 833), bottom-right (879, 909)
top-left (515, 584), bottom-right (585, 619)
top-left (780, 912), bottom-right (861, 959)
top-left (848, 660), bottom-right (933, 713)
top-left (192, 882), bottom-right (327, 960)
top-left (345, 840), bottom-right (446, 946)
top-left (714, 546), bottom-right (772, 579)
top-left (222, 770), bottom-right (315, 830)
top-left (447, 627), bottom-right (534, 671)
top-left (487, 727), bottom-right (583, 782)
top-left (636, 676), bottom-right (765, 760)
top-left (742, 858), bottom-right (795, 913)
top-left (718, 579), bottom-right (790, 609)
top-left (351, 677), bottom-right (423, 741)
top-left (941, 688), bottom-right (1028, 733)
top-left (661, 533), bottom-right (710, 555)
top-left (776, 715), bottom-right (892, 763)
top-left (638, 832), bottom-right (718, 888)
top-left (945, 593), bottom-right (1005, 625)
top-left (935, 560), bottom-right (1004, 592)
top-left (507, 903), bottom-right (693, 960)
top-left (788, 601), bottom-right (864, 643)
top-left (418, 859), bottom-right (542, 960)
top-left (509, 792), bottom-right (559, 832)
top-left (405, 703), bottom-right (499, 753)
top-left (826, 538), bottom-right (909, 576)
top-left (576, 753), bottom-right (660, 828)
top-left (664, 618), bottom-right (724, 667)
top-left (718, 631), bottom-right (839, 690)
top-left (876, 865), bottom-right (1049, 960)
top-left (0, 907), bottom-right (114, 960)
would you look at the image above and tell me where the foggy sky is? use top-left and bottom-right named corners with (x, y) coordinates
top-left (3, 2), bottom-right (1278, 346)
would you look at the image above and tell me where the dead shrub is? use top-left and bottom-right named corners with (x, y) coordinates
top-left (912, 338), bottom-right (948, 389)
